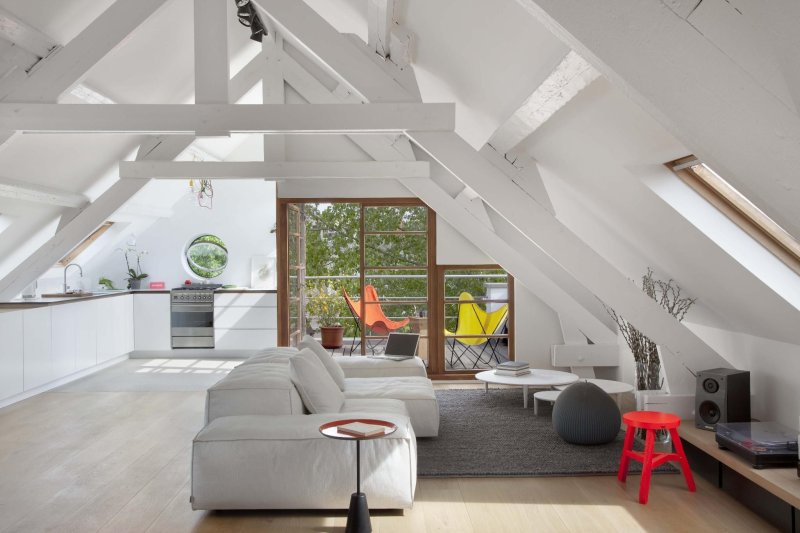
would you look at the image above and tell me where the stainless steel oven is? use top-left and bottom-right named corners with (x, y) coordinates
top-left (171, 288), bottom-right (216, 348)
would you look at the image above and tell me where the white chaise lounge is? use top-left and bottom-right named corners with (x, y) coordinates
top-left (191, 337), bottom-right (438, 510)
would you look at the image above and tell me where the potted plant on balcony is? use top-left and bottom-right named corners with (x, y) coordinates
top-left (306, 285), bottom-right (345, 349)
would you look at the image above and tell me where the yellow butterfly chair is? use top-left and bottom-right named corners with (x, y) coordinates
top-left (445, 292), bottom-right (509, 369)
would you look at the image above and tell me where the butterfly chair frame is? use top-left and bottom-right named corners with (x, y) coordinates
top-left (446, 292), bottom-right (509, 369)
top-left (342, 285), bottom-right (411, 355)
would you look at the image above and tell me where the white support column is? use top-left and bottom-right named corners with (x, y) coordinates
top-left (262, 37), bottom-right (286, 162)
top-left (367, 0), bottom-right (394, 58)
top-left (193, 0), bottom-right (229, 135)
top-left (252, 0), bottom-right (414, 103)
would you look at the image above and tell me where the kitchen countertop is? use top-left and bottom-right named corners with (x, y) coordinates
top-left (0, 288), bottom-right (277, 309)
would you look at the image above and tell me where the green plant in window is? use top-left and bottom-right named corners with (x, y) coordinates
top-left (186, 234), bottom-right (228, 278)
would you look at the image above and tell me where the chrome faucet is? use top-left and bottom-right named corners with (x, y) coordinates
top-left (64, 263), bottom-right (83, 293)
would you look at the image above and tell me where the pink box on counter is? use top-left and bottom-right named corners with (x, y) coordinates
top-left (149, 281), bottom-right (166, 289)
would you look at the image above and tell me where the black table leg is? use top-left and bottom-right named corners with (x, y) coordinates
top-left (346, 440), bottom-right (371, 533)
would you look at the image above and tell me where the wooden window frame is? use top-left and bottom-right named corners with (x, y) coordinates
top-left (431, 265), bottom-right (514, 380)
top-left (666, 156), bottom-right (800, 275)
top-left (277, 198), bottom-right (437, 360)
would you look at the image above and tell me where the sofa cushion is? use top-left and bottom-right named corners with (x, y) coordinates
top-left (205, 362), bottom-right (304, 423)
top-left (289, 348), bottom-right (345, 414)
top-left (299, 335), bottom-right (346, 391)
top-left (344, 377), bottom-right (439, 437)
top-left (333, 355), bottom-right (427, 378)
top-left (239, 347), bottom-right (298, 366)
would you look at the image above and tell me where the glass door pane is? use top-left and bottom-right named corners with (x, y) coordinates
top-left (442, 268), bottom-right (511, 371)
top-left (362, 205), bottom-right (429, 362)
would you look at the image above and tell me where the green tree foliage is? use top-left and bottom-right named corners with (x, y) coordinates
top-left (299, 202), bottom-right (507, 335)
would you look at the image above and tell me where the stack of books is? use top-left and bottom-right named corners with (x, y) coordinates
top-left (337, 421), bottom-right (387, 438)
top-left (494, 361), bottom-right (531, 376)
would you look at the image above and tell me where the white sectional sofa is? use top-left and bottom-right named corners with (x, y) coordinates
top-left (191, 338), bottom-right (438, 511)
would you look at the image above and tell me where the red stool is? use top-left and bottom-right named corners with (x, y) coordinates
top-left (618, 411), bottom-right (696, 504)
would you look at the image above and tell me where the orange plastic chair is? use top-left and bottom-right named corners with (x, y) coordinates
top-left (343, 285), bottom-right (410, 353)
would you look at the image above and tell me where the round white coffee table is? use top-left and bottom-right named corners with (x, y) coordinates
top-left (475, 369), bottom-right (579, 408)
top-left (533, 378), bottom-right (635, 415)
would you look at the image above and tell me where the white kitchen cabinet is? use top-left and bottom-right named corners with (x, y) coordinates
top-left (23, 307), bottom-right (52, 390)
top-left (214, 329), bottom-right (277, 350)
top-left (97, 295), bottom-right (134, 362)
top-left (133, 294), bottom-right (171, 351)
top-left (215, 292), bottom-right (276, 307)
top-left (75, 300), bottom-right (97, 370)
top-left (51, 305), bottom-right (78, 379)
top-left (0, 311), bottom-right (24, 399)
top-left (214, 306), bottom-right (276, 329)
top-left (213, 291), bottom-right (277, 350)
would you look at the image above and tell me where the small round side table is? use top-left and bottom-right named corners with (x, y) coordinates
top-left (320, 418), bottom-right (397, 533)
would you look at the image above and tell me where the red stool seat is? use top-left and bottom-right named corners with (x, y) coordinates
top-left (618, 410), bottom-right (696, 504)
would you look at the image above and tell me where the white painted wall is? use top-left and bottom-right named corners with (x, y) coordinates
top-left (686, 321), bottom-right (800, 429)
top-left (85, 179), bottom-right (276, 290)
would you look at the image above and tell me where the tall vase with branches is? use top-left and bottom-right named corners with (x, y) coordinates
top-left (605, 268), bottom-right (695, 391)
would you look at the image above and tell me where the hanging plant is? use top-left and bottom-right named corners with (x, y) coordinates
top-left (189, 178), bottom-right (214, 209)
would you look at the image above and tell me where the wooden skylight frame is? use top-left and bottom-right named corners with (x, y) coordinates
top-left (666, 156), bottom-right (800, 274)
top-left (57, 221), bottom-right (114, 267)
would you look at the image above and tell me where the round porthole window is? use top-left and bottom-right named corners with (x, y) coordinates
top-left (184, 234), bottom-right (228, 279)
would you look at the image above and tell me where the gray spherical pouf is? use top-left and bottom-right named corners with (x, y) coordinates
top-left (552, 382), bottom-right (621, 445)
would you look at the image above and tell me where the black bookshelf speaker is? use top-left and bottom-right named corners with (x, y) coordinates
top-left (695, 368), bottom-right (751, 431)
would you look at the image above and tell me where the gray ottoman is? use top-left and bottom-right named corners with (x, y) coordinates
top-left (552, 381), bottom-right (621, 445)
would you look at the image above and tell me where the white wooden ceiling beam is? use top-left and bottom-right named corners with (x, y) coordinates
top-left (277, 38), bottom-right (617, 343)
top-left (0, 102), bottom-right (455, 134)
top-left (403, 176), bottom-right (617, 343)
top-left (119, 161), bottom-right (430, 179)
top-left (407, 129), bottom-right (729, 393)
top-left (488, 50), bottom-right (600, 154)
top-left (514, 0), bottom-right (800, 242)
top-left (252, 0), bottom-right (414, 103)
top-left (1, 0), bottom-right (168, 103)
top-left (0, 7), bottom-right (57, 59)
top-left (0, 176), bottom-right (88, 208)
top-left (193, 0), bottom-right (229, 136)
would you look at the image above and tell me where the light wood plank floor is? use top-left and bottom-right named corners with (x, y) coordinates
top-left (0, 381), bottom-right (777, 532)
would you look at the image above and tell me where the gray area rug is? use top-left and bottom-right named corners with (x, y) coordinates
top-left (417, 388), bottom-right (678, 477)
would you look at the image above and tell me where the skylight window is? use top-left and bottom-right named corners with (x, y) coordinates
top-left (666, 156), bottom-right (800, 272)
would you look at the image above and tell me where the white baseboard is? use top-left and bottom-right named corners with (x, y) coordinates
top-left (0, 354), bottom-right (129, 410)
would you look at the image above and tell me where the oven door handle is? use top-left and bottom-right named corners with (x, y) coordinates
top-left (171, 304), bottom-right (214, 313)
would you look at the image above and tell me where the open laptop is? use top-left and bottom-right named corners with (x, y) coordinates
top-left (371, 333), bottom-right (420, 361)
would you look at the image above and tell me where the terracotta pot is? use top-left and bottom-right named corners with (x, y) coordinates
top-left (320, 326), bottom-right (344, 349)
